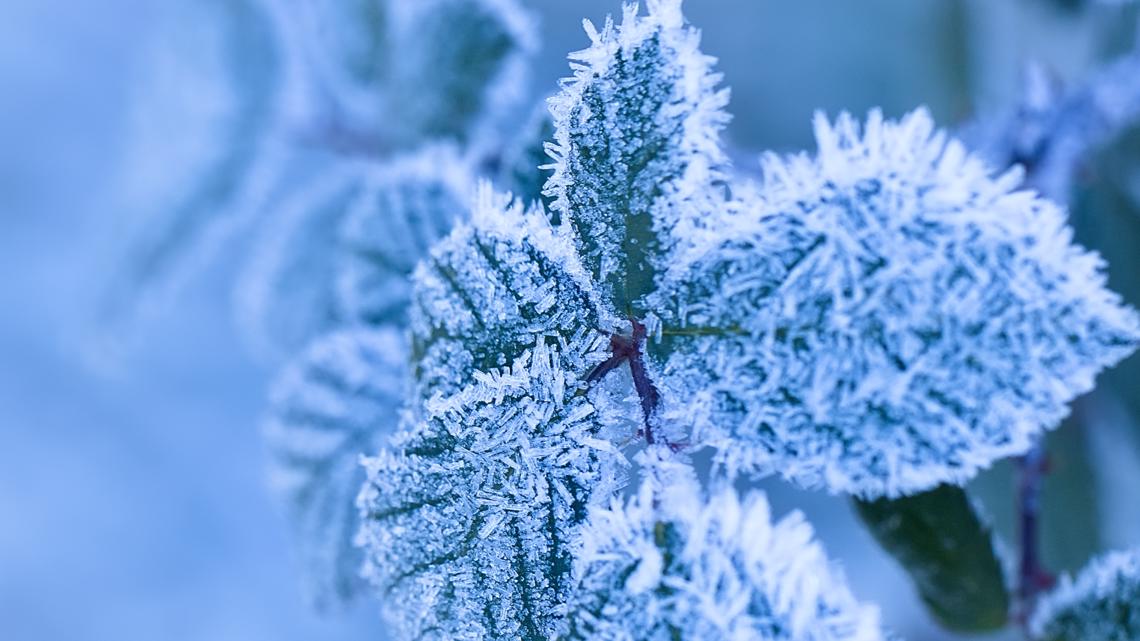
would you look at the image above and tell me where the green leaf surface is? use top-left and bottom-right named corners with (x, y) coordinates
top-left (854, 484), bottom-right (1010, 632)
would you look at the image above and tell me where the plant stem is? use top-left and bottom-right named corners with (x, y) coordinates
top-left (1016, 439), bottom-right (1053, 633)
top-left (591, 319), bottom-right (664, 446)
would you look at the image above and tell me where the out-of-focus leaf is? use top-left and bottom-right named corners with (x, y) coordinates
top-left (854, 484), bottom-right (1010, 632)
top-left (386, 0), bottom-right (536, 148)
top-left (265, 327), bottom-right (406, 608)
top-left (236, 164), bottom-right (365, 361)
top-left (103, 0), bottom-right (280, 337)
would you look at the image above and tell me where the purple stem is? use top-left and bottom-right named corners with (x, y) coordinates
top-left (1016, 440), bottom-right (1053, 631)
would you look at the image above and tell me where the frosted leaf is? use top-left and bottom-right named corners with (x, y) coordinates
top-left (653, 108), bottom-right (1140, 497)
top-left (265, 327), bottom-right (407, 607)
top-left (966, 54), bottom-right (1140, 202)
top-left (498, 99), bottom-right (556, 214)
top-left (545, 0), bottom-right (731, 314)
top-left (282, 0), bottom-right (389, 120)
top-left (357, 340), bottom-right (628, 640)
top-left (387, 0), bottom-right (536, 148)
top-left (1031, 548), bottom-right (1140, 641)
top-left (337, 145), bottom-right (473, 327)
top-left (410, 186), bottom-right (615, 400)
top-left (236, 163), bottom-right (366, 360)
top-left (568, 449), bottom-right (884, 641)
top-left (101, 0), bottom-right (280, 340)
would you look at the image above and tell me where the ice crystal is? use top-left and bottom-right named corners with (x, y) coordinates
top-left (568, 449), bottom-right (884, 641)
top-left (652, 109), bottom-right (1140, 497)
top-left (1031, 548), bottom-right (1140, 641)
top-left (264, 327), bottom-right (407, 607)
top-left (357, 340), bottom-right (628, 640)
top-left (545, 0), bottom-right (731, 314)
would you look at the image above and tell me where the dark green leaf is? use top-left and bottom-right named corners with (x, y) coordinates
top-left (854, 484), bottom-right (1010, 632)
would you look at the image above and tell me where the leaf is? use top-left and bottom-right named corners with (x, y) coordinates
top-left (409, 187), bottom-right (614, 400)
top-left (101, 0), bottom-right (280, 338)
top-left (337, 144), bottom-right (473, 327)
top-left (264, 327), bottom-right (407, 607)
top-left (357, 340), bottom-right (628, 640)
top-left (853, 484), bottom-right (1010, 632)
top-left (569, 448), bottom-right (885, 641)
top-left (285, 0), bottom-right (389, 116)
top-left (545, 0), bottom-right (730, 315)
top-left (386, 0), bottom-right (536, 148)
top-left (236, 163), bottom-right (366, 360)
top-left (652, 108), bottom-right (1140, 497)
top-left (1031, 548), bottom-right (1140, 641)
top-left (237, 146), bottom-right (473, 360)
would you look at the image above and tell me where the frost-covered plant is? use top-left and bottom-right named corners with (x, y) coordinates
top-left (109, 0), bottom-right (1140, 637)
top-left (260, 0), bottom-right (1140, 637)
top-left (263, 0), bottom-right (1140, 637)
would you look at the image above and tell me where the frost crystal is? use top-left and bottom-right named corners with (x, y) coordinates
top-left (1031, 548), bottom-right (1140, 641)
top-left (653, 109), bottom-right (1140, 497)
top-left (264, 327), bottom-right (407, 607)
top-left (357, 340), bottom-right (628, 640)
top-left (568, 449), bottom-right (884, 641)
top-left (337, 145), bottom-right (472, 327)
top-left (545, 0), bottom-right (730, 314)
top-left (409, 186), bottom-right (615, 400)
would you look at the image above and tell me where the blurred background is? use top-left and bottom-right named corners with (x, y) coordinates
top-left (3, 1), bottom-right (1140, 639)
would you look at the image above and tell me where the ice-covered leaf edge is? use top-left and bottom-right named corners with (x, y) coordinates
top-left (1030, 547), bottom-right (1140, 641)
top-left (567, 448), bottom-right (885, 641)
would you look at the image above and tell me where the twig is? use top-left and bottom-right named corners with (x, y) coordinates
top-left (1015, 440), bottom-right (1054, 633)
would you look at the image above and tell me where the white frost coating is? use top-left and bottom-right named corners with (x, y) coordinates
top-left (654, 108), bottom-right (1140, 497)
top-left (357, 339), bottom-right (628, 640)
top-left (264, 327), bottom-right (407, 607)
top-left (1030, 548), bottom-right (1140, 641)
top-left (235, 161), bottom-right (367, 361)
top-left (544, 0), bottom-right (731, 311)
top-left (337, 144), bottom-right (474, 327)
top-left (569, 448), bottom-right (884, 641)
top-left (409, 184), bottom-right (618, 400)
